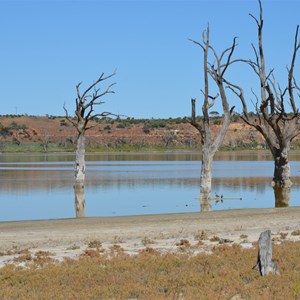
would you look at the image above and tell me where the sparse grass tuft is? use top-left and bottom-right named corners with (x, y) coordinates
top-left (0, 248), bottom-right (30, 257)
top-left (81, 249), bottom-right (102, 258)
top-left (176, 239), bottom-right (191, 247)
top-left (141, 237), bottom-right (155, 246)
top-left (194, 230), bottom-right (209, 241)
top-left (109, 244), bottom-right (125, 255)
top-left (291, 229), bottom-right (300, 236)
top-left (13, 253), bottom-right (33, 263)
top-left (66, 244), bottom-right (80, 250)
top-left (113, 235), bottom-right (124, 244)
top-left (210, 235), bottom-right (221, 242)
top-left (35, 250), bottom-right (55, 257)
top-left (33, 255), bottom-right (56, 267)
top-left (139, 247), bottom-right (160, 255)
top-left (280, 232), bottom-right (289, 240)
top-left (87, 240), bottom-right (102, 248)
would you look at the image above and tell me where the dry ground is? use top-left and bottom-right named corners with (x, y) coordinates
top-left (1, 207), bottom-right (300, 266)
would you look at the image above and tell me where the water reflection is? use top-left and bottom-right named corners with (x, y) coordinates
top-left (197, 193), bottom-right (243, 212)
top-left (197, 194), bottom-right (212, 212)
top-left (74, 183), bottom-right (86, 217)
top-left (0, 153), bottom-right (299, 221)
top-left (274, 186), bottom-right (291, 208)
top-left (1, 150), bottom-right (300, 163)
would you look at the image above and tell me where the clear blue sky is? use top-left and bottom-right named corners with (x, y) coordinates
top-left (1, 0), bottom-right (299, 118)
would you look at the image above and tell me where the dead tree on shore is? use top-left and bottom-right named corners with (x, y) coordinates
top-left (190, 27), bottom-right (235, 203)
top-left (227, 0), bottom-right (300, 207)
top-left (64, 71), bottom-right (116, 217)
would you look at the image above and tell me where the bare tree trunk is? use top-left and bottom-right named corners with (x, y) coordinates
top-left (272, 148), bottom-right (292, 188)
top-left (74, 131), bottom-right (86, 217)
top-left (75, 132), bottom-right (86, 182)
top-left (272, 148), bottom-right (292, 207)
top-left (200, 151), bottom-right (213, 200)
top-left (41, 129), bottom-right (49, 152)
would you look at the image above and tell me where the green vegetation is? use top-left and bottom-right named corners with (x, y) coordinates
top-left (0, 121), bottom-right (28, 135)
top-left (0, 123), bottom-right (10, 137)
top-left (59, 119), bottom-right (68, 126)
top-left (85, 143), bottom-right (201, 153)
top-left (95, 116), bottom-right (193, 126)
top-left (103, 125), bottom-right (111, 131)
top-left (0, 241), bottom-right (299, 299)
top-left (0, 141), bottom-right (73, 153)
top-left (7, 121), bottom-right (27, 130)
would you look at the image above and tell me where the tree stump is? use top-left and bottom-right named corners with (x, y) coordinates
top-left (253, 230), bottom-right (279, 276)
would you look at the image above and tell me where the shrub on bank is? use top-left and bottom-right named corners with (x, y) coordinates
top-left (0, 241), bottom-right (299, 299)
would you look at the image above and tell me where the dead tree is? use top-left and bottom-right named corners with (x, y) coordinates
top-left (227, 0), bottom-right (300, 206)
top-left (64, 71), bottom-right (116, 217)
top-left (253, 230), bottom-right (279, 276)
top-left (190, 27), bottom-right (235, 201)
top-left (41, 129), bottom-right (50, 152)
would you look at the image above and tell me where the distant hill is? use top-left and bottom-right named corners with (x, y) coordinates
top-left (0, 115), bottom-right (299, 152)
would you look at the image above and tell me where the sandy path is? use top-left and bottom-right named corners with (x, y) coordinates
top-left (0, 207), bottom-right (300, 265)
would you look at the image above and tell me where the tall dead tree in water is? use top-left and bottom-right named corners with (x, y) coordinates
top-left (64, 71), bottom-right (116, 216)
top-left (190, 27), bottom-right (235, 205)
top-left (227, 0), bottom-right (300, 207)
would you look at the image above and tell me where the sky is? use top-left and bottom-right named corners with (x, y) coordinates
top-left (0, 0), bottom-right (299, 119)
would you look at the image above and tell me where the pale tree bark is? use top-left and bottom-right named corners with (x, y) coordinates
top-left (64, 71), bottom-right (116, 217)
top-left (227, 0), bottom-right (300, 206)
top-left (75, 126), bottom-right (86, 182)
top-left (74, 182), bottom-right (86, 218)
top-left (41, 129), bottom-right (50, 152)
top-left (190, 27), bottom-right (235, 203)
top-left (74, 131), bottom-right (86, 217)
top-left (253, 230), bottom-right (279, 276)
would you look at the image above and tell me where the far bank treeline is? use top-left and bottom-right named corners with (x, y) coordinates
top-left (0, 113), bottom-right (300, 153)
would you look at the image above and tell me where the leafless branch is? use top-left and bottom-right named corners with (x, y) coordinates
top-left (251, 43), bottom-right (260, 69)
top-left (80, 71), bottom-right (116, 103)
top-left (190, 98), bottom-right (203, 134)
top-left (287, 25), bottom-right (300, 113)
top-left (64, 70), bottom-right (116, 134)
top-left (188, 38), bottom-right (205, 51)
top-left (63, 102), bottom-right (77, 128)
top-left (221, 37), bottom-right (238, 77)
top-left (226, 81), bottom-right (250, 121)
top-left (207, 93), bottom-right (219, 109)
top-left (265, 68), bottom-right (274, 83)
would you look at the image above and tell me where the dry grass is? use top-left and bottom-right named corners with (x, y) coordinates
top-left (0, 241), bottom-right (299, 299)
top-left (87, 239), bottom-right (102, 248)
top-left (141, 237), bottom-right (155, 246)
top-left (291, 229), bottom-right (300, 236)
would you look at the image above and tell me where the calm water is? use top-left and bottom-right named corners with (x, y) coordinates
top-left (0, 151), bottom-right (299, 221)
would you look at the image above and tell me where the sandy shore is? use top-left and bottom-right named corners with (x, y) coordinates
top-left (0, 207), bottom-right (300, 266)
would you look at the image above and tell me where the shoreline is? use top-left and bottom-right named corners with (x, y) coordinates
top-left (1, 207), bottom-right (300, 266)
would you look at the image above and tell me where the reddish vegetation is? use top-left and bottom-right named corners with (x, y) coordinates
top-left (0, 115), bottom-right (299, 151)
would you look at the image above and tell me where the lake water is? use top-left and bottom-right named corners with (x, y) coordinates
top-left (0, 151), bottom-right (299, 221)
